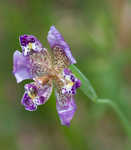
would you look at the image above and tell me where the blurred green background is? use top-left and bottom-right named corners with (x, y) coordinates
top-left (0, 0), bottom-right (131, 149)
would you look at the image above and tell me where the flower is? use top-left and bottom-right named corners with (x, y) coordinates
top-left (13, 26), bottom-right (81, 126)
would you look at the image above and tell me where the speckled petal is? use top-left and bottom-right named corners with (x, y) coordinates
top-left (21, 82), bottom-right (53, 111)
top-left (61, 68), bottom-right (81, 95)
top-left (21, 93), bottom-right (37, 111)
top-left (13, 50), bottom-right (33, 83)
top-left (47, 26), bottom-right (76, 65)
top-left (37, 82), bottom-right (53, 104)
top-left (56, 92), bottom-right (77, 126)
top-left (29, 49), bottom-right (52, 77)
top-left (54, 68), bottom-right (81, 125)
top-left (19, 35), bottom-right (43, 56)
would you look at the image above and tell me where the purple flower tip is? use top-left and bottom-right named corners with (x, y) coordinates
top-left (47, 26), bottom-right (76, 64)
top-left (20, 35), bottom-right (36, 47)
top-left (56, 98), bottom-right (77, 126)
top-left (19, 34), bottom-right (43, 56)
top-left (75, 80), bottom-right (81, 88)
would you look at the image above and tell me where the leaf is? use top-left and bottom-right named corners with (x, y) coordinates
top-left (69, 65), bottom-right (98, 102)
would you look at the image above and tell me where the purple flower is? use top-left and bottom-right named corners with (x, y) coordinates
top-left (13, 26), bottom-right (81, 126)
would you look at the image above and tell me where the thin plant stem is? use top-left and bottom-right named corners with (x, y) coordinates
top-left (97, 98), bottom-right (131, 139)
top-left (70, 65), bottom-right (131, 140)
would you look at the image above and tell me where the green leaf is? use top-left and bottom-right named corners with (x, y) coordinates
top-left (69, 65), bottom-right (98, 102)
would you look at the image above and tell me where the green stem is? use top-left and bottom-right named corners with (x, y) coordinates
top-left (97, 98), bottom-right (131, 139)
top-left (70, 65), bottom-right (131, 139)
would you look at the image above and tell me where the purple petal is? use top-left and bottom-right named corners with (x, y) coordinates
top-left (56, 95), bottom-right (76, 126)
top-left (55, 89), bottom-right (76, 126)
top-left (75, 80), bottom-right (81, 88)
top-left (21, 93), bottom-right (37, 111)
top-left (21, 82), bottom-right (53, 111)
top-left (34, 96), bottom-right (45, 105)
top-left (62, 68), bottom-right (81, 95)
top-left (13, 50), bottom-right (33, 83)
top-left (64, 68), bottom-right (72, 75)
top-left (19, 35), bottom-right (43, 56)
top-left (47, 26), bottom-right (76, 64)
top-left (24, 83), bottom-right (38, 94)
top-left (37, 83), bottom-right (53, 104)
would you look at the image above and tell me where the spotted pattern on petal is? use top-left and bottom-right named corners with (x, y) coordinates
top-left (53, 45), bottom-right (70, 72)
top-left (54, 68), bottom-right (80, 107)
top-left (30, 49), bottom-right (52, 77)
top-left (55, 88), bottom-right (69, 107)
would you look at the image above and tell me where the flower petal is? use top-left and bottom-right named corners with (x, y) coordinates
top-left (47, 26), bottom-right (76, 70)
top-left (21, 82), bottom-right (53, 111)
top-left (54, 68), bottom-right (80, 126)
top-left (19, 35), bottom-right (43, 56)
top-left (21, 92), bottom-right (37, 111)
top-left (13, 50), bottom-right (33, 83)
top-left (55, 91), bottom-right (77, 126)
top-left (55, 68), bottom-right (81, 95)
top-left (37, 82), bottom-right (53, 104)
top-left (29, 49), bottom-right (52, 77)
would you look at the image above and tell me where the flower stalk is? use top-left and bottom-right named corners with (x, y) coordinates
top-left (70, 64), bottom-right (131, 139)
